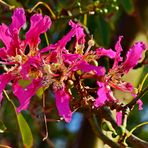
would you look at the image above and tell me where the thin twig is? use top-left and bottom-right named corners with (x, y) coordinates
top-left (125, 85), bottom-right (148, 109)
top-left (101, 107), bottom-right (148, 148)
top-left (88, 115), bottom-right (120, 148)
top-left (42, 92), bottom-right (48, 141)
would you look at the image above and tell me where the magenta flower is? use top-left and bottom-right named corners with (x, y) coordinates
top-left (0, 8), bottom-right (51, 112)
top-left (40, 20), bottom-right (109, 122)
top-left (106, 36), bottom-right (146, 93)
top-left (94, 36), bottom-right (146, 125)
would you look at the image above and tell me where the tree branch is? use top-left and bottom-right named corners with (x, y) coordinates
top-left (88, 115), bottom-right (120, 148)
top-left (125, 85), bottom-right (148, 109)
top-left (101, 107), bottom-right (148, 148)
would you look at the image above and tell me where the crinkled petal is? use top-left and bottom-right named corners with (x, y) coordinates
top-left (122, 42), bottom-right (146, 73)
top-left (116, 111), bottom-right (122, 126)
top-left (0, 73), bottom-right (13, 101)
top-left (63, 53), bottom-right (82, 64)
top-left (40, 44), bottom-right (57, 53)
top-left (96, 47), bottom-right (116, 59)
top-left (112, 36), bottom-right (123, 69)
top-left (94, 82), bottom-right (108, 107)
top-left (26, 14), bottom-right (51, 48)
top-left (0, 24), bottom-right (11, 49)
top-left (73, 61), bottom-right (105, 76)
top-left (9, 8), bottom-right (26, 35)
top-left (0, 8), bottom-right (26, 57)
top-left (69, 20), bottom-right (85, 44)
top-left (54, 86), bottom-right (72, 122)
top-left (13, 79), bottom-right (41, 112)
top-left (137, 99), bottom-right (143, 110)
top-left (0, 47), bottom-right (8, 60)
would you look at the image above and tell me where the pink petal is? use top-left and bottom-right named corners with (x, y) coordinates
top-left (54, 85), bottom-right (72, 122)
top-left (116, 111), bottom-right (122, 126)
top-left (40, 20), bottom-right (85, 53)
top-left (0, 47), bottom-right (8, 60)
top-left (26, 14), bottom-right (51, 48)
top-left (122, 42), bottom-right (146, 73)
top-left (9, 8), bottom-right (26, 35)
top-left (94, 82), bottom-right (108, 107)
top-left (137, 99), bottom-right (143, 110)
top-left (94, 82), bottom-right (117, 107)
top-left (13, 79), bottom-right (41, 112)
top-left (73, 61), bottom-right (105, 76)
top-left (0, 24), bottom-right (11, 49)
top-left (0, 73), bottom-right (13, 101)
top-left (69, 20), bottom-right (85, 44)
top-left (112, 36), bottom-right (123, 69)
top-left (96, 47), bottom-right (116, 59)
top-left (63, 53), bottom-right (81, 64)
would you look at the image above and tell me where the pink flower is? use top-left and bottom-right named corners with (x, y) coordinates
top-left (0, 8), bottom-right (51, 112)
top-left (94, 36), bottom-right (146, 124)
top-left (107, 36), bottom-right (146, 93)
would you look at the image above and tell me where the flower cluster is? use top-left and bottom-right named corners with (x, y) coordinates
top-left (0, 8), bottom-right (146, 124)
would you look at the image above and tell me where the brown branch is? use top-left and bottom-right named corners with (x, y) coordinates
top-left (101, 107), bottom-right (148, 148)
top-left (125, 85), bottom-right (148, 109)
top-left (88, 115), bottom-right (120, 148)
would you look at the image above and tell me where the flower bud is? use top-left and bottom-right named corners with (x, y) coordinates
top-left (88, 39), bottom-right (95, 47)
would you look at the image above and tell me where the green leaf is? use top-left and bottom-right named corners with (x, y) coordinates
top-left (36, 87), bottom-right (44, 98)
top-left (120, 0), bottom-right (134, 14)
top-left (17, 114), bottom-right (33, 148)
top-left (18, 79), bottom-right (32, 88)
top-left (88, 15), bottom-right (111, 47)
top-left (0, 120), bottom-right (7, 133)
top-left (3, 90), bottom-right (33, 148)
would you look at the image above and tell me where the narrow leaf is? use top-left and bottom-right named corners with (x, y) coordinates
top-left (3, 90), bottom-right (33, 148)
top-left (17, 114), bottom-right (33, 148)
top-left (120, 0), bottom-right (134, 14)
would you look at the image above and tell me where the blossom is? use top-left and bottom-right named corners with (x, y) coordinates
top-left (94, 36), bottom-right (146, 124)
top-left (106, 36), bottom-right (146, 93)
top-left (0, 8), bottom-right (51, 112)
